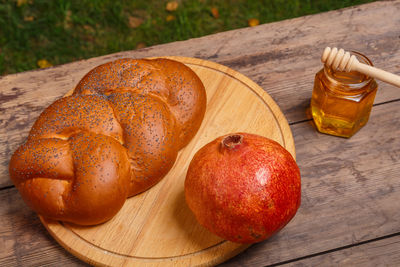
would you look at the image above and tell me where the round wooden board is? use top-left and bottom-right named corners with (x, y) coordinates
top-left (40, 57), bottom-right (295, 267)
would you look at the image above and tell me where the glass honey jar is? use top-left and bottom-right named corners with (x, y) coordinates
top-left (310, 51), bottom-right (378, 138)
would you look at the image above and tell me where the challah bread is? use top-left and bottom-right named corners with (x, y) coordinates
top-left (74, 58), bottom-right (206, 149)
top-left (9, 58), bottom-right (206, 225)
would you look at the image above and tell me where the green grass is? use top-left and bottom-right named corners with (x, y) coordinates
top-left (0, 0), bottom-right (376, 75)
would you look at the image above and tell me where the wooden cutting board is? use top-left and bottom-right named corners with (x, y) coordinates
top-left (40, 57), bottom-right (295, 267)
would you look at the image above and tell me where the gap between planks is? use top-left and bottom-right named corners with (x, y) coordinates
top-left (267, 232), bottom-right (400, 267)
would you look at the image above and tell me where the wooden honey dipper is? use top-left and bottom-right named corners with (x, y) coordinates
top-left (321, 47), bottom-right (400, 87)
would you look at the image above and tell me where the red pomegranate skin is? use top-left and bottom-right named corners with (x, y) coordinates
top-left (184, 133), bottom-right (301, 244)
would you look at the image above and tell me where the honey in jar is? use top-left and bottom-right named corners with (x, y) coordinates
top-left (310, 51), bottom-right (378, 138)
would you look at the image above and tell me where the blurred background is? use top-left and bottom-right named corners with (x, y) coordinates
top-left (0, 0), bottom-right (376, 75)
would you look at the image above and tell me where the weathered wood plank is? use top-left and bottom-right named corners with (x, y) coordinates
top-left (280, 234), bottom-right (400, 267)
top-left (1, 1), bottom-right (400, 188)
top-left (219, 100), bottom-right (400, 266)
top-left (0, 187), bottom-right (87, 267)
top-left (1, 99), bottom-right (399, 266)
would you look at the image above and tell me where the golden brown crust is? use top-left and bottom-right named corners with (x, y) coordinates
top-left (28, 94), bottom-right (124, 143)
top-left (106, 91), bottom-right (179, 196)
top-left (10, 132), bottom-right (131, 225)
top-left (9, 58), bottom-right (206, 225)
top-left (74, 58), bottom-right (207, 148)
top-left (150, 59), bottom-right (207, 148)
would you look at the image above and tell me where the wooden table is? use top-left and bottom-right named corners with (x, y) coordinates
top-left (1, 1), bottom-right (400, 266)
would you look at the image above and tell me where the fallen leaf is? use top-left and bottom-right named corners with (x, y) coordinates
top-left (248, 18), bottom-right (260, 27)
top-left (166, 1), bottom-right (179, 12)
top-left (211, 7), bottom-right (219, 18)
top-left (166, 15), bottom-right (176, 22)
top-left (37, 59), bottom-right (52, 69)
top-left (136, 42), bottom-right (146, 49)
top-left (24, 16), bottom-right (34, 21)
top-left (83, 25), bottom-right (92, 31)
top-left (82, 25), bottom-right (95, 42)
top-left (64, 10), bottom-right (72, 29)
top-left (83, 25), bottom-right (96, 36)
top-left (128, 16), bottom-right (143, 28)
top-left (17, 0), bottom-right (28, 7)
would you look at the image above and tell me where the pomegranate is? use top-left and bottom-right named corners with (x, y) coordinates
top-left (184, 133), bottom-right (301, 243)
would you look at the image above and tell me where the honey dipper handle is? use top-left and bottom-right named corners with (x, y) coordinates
top-left (352, 62), bottom-right (400, 88)
top-left (322, 47), bottom-right (400, 88)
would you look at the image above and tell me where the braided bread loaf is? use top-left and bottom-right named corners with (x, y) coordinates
top-left (9, 58), bottom-right (206, 225)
